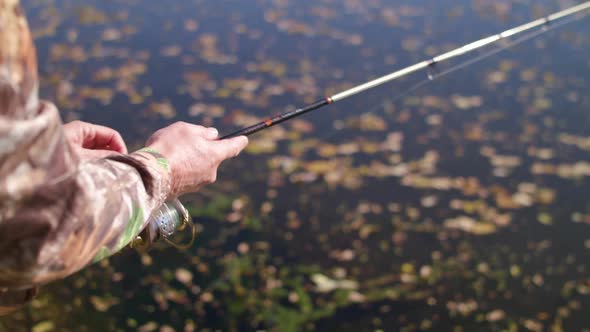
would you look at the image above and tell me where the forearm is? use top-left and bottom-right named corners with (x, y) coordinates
top-left (0, 101), bottom-right (171, 289)
top-left (0, 0), bottom-right (172, 303)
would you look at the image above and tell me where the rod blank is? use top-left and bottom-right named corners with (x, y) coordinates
top-left (221, 1), bottom-right (590, 139)
top-left (332, 1), bottom-right (590, 102)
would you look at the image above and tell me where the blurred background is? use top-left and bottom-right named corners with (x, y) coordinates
top-left (2, 0), bottom-right (590, 331)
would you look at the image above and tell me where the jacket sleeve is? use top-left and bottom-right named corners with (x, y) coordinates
top-left (0, 0), bottom-right (171, 290)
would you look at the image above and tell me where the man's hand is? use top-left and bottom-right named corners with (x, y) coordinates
top-left (145, 122), bottom-right (248, 196)
top-left (64, 121), bottom-right (128, 159)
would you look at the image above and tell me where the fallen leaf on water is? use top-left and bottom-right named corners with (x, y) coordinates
top-left (175, 268), bottom-right (193, 285)
top-left (150, 101), bottom-right (176, 119)
top-left (32, 321), bottom-right (55, 332)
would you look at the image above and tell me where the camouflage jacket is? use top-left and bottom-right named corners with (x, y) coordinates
top-left (0, 0), bottom-right (171, 308)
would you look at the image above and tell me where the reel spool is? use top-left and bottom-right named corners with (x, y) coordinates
top-left (130, 199), bottom-right (196, 252)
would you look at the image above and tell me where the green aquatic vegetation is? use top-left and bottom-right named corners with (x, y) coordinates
top-left (186, 194), bottom-right (233, 220)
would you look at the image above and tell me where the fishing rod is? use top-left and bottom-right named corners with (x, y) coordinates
top-left (221, 1), bottom-right (590, 139)
top-left (132, 2), bottom-right (590, 252)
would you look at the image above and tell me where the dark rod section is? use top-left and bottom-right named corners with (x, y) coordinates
top-left (220, 98), bottom-right (332, 139)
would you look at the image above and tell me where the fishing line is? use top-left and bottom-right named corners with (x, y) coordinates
top-left (318, 8), bottom-right (589, 142)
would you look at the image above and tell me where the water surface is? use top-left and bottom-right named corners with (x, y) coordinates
top-left (2, 0), bottom-right (590, 331)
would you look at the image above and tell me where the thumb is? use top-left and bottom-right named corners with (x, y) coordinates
top-left (213, 136), bottom-right (249, 160)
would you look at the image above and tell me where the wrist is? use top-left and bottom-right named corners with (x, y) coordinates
top-left (136, 147), bottom-right (170, 171)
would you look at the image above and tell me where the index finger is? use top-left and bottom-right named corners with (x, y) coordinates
top-left (90, 125), bottom-right (128, 154)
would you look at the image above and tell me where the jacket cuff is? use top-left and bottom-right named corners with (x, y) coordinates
top-left (105, 149), bottom-right (171, 200)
